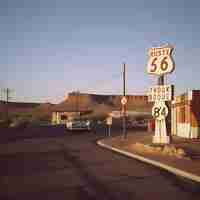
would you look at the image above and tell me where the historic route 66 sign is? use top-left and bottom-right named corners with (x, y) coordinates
top-left (147, 45), bottom-right (175, 75)
top-left (152, 101), bottom-right (168, 120)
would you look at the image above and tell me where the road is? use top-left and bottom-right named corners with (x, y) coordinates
top-left (0, 126), bottom-right (199, 200)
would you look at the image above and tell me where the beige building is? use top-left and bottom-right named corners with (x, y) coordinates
top-left (52, 111), bottom-right (81, 125)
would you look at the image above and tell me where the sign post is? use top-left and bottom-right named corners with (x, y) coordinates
top-left (147, 45), bottom-right (175, 144)
top-left (122, 63), bottom-right (127, 139)
top-left (106, 116), bottom-right (112, 137)
top-left (121, 96), bottom-right (127, 139)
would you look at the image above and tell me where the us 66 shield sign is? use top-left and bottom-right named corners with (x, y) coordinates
top-left (152, 101), bottom-right (168, 120)
top-left (147, 45), bottom-right (175, 75)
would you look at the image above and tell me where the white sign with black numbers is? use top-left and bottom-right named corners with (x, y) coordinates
top-left (147, 45), bottom-right (175, 75)
top-left (148, 85), bottom-right (174, 102)
top-left (152, 101), bottom-right (168, 120)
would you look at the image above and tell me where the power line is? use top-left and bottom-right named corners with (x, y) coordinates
top-left (1, 88), bottom-right (14, 120)
top-left (1, 88), bottom-right (14, 102)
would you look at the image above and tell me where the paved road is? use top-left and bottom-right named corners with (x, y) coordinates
top-left (0, 126), bottom-right (200, 200)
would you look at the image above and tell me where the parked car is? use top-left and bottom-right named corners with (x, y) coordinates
top-left (66, 119), bottom-right (91, 131)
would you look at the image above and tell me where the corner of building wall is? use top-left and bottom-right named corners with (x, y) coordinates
top-left (188, 90), bottom-right (193, 101)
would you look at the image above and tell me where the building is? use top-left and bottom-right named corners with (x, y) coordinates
top-left (171, 90), bottom-right (200, 138)
top-left (51, 101), bottom-right (92, 125)
top-left (52, 110), bottom-right (87, 125)
top-left (51, 92), bottom-right (152, 125)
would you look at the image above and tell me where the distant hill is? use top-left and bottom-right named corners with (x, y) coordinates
top-left (0, 101), bottom-right (56, 128)
top-left (54, 92), bottom-right (152, 112)
top-left (31, 103), bottom-right (54, 121)
top-left (0, 101), bottom-right (40, 113)
top-left (0, 93), bottom-right (152, 122)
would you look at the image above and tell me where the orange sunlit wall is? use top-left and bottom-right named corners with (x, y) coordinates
top-left (171, 91), bottom-right (200, 138)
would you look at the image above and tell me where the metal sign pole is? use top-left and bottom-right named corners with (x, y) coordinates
top-left (147, 45), bottom-right (175, 144)
top-left (108, 125), bottom-right (111, 137)
top-left (122, 63), bottom-right (127, 139)
top-left (106, 117), bottom-right (112, 137)
top-left (123, 63), bottom-right (126, 97)
top-left (123, 105), bottom-right (127, 139)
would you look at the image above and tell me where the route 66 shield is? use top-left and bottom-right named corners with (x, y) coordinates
top-left (147, 45), bottom-right (175, 75)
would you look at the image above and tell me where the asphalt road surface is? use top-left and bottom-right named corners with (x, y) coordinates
top-left (0, 126), bottom-right (200, 200)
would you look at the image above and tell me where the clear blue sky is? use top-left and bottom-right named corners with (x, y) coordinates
top-left (0, 0), bottom-right (200, 103)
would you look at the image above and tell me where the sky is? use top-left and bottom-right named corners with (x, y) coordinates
top-left (0, 0), bottom-right (200, 103)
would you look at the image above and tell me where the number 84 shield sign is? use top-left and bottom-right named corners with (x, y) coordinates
top-left (152, 101), bottom-right (168, 120)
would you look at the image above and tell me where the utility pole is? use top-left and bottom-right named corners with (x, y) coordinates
top-left (76, 90), bottom-right (80, 119)
top-left (2, 88), bottom-right (13, 121)
top-left (0, 89), bottom-right (2, 101)
top-left (122, 63), bottom-right (127, 139)
top-left (158, 75), bottom-right (164, 85)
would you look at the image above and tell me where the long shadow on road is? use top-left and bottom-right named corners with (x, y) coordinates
top-left (0, 125), bottom-right (66, 143)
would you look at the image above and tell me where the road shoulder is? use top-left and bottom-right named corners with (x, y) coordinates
top-left (97, 132), bottom-right (200, 184)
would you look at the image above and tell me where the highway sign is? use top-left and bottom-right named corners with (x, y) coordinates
top-left (147, 45), bottom-right (175, 75)
top-left (148, 85), bottom-right (174, 102)
top-left (152, 101), bottom-right (168, 120)
top-left (121, 96), bottom-right (127, 105)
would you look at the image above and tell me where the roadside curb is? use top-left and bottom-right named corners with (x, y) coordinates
top-left (97, 140), bottom-right (200, 184)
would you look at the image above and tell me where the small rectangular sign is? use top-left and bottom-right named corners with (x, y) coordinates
top-left (147, 85), bottom-right (174, 102)
top-left (106, 117), bottom-right (112, 125)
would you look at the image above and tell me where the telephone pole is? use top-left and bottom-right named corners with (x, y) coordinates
top-left (76, 90), bottom-right (80, 119)
top-left (2, 88), bottom-right (13, 121)
top-left (0, 89), bottom-right (3, 101)
top-left (122, 63), bottom-right (127, 139)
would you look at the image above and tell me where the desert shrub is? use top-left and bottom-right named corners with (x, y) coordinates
top-left (0, 119), bottom-right (12, 128)
top-left (9, 117), bottom-right (30, 129)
